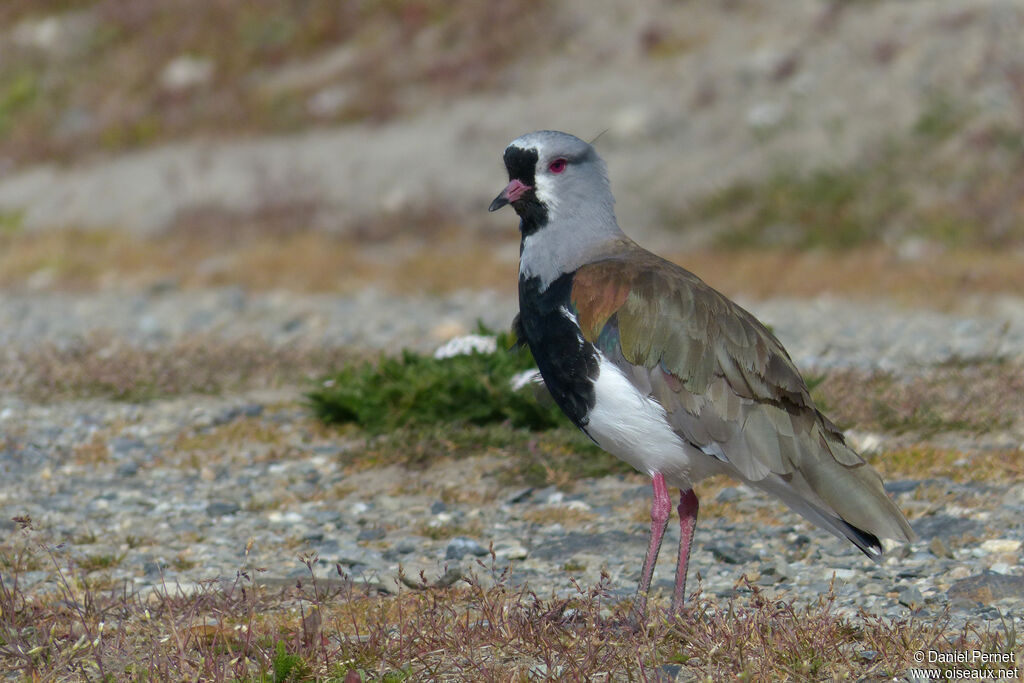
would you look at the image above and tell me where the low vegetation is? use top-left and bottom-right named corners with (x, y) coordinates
top-left (308, 330), bottom-right (558, 434)
top-left (307, 329), bottom-right (624, 485)
top-left (1, 519), bottom-right (1018, 681)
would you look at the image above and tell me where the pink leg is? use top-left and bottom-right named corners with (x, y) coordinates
top-left (630, 472), bottom-right (672, 624)
top-left (671, 488), bottom-right (699, 614)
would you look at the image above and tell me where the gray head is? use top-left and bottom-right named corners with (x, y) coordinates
top-left (489, 131), bottom-right (624, 282)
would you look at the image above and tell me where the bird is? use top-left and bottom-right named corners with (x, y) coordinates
top-left (488, 130), bottom-right (914, 623)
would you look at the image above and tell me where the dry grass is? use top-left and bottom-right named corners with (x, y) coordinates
top-left (2, 520), bottom-right (1019, 681)
top-left (0, 225), bottom-right (516, 296)
top-left (667, 247), bottom-right (1024, 310)
top-left (871, 447), bottom-right (1024, 484)
top-left (0, 332), bottom-right (359, 401)
top-left (4, 226), bottom-right (1024, 307)
top-left (814, 363), bottom-right (1024, 437)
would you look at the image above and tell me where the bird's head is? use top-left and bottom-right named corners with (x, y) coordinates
top-left (488, 130), bottom-right (615, 237)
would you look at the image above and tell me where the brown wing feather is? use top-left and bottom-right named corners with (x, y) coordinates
top-left (571, 243), bottom-right (913, 544)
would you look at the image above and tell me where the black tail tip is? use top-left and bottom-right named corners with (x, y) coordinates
top-left (841, 521), bottom-right (884, 563)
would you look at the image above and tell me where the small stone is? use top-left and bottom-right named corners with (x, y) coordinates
top-left (979, 539), bottom-right (1021, 554)
top-left (109, 437), bottom-right (146, 456)
top-left (267, 510), bottom-right (303, 524)
top-left (912, 514), bottom-right (984, 541)
top-left (446, 537), bottom-right (488, 560)
top-left (160, 55), bottom-right (213, 91)
top-left (1003, 485), bottom-right (1024, 506)
top-left (115, 462), bottom-right (139, 477)
top-left (528, 664), bottom-right (563, 679)
top-left (762, 559), bottom-right (792, 580)
top-left (945, 572), bottom-right (1024, 603)
top-left (20, 571), bottom-right (51, 588)
top-left (788, 533), bottom-right (811, 548)
top-left (897, 585), bottom-right (924, 609)
top-left (143, 560), bottom-right (167, 576)
top-left (658, 663), bottom-right (682, 680)
top-left (242, 404), bottom-right (264, 418)
top-left (928, 537), bottom-right (953, 559)
top-left (830, 568), bottom-right (856, 582)
top-left (206, 501), bottom-right (240, 517)
top-left (315, 539), bottom-right (341, 555)
top-left (504, 487), bottom-right (534, 504)
top-left (947, 566), bottom-right (972, 580)
top-left (357, 527), bottom-right (386, 542)
top-left (495, 543), bottom-right (529, 560)
top-left (884, 480), bottom-right (921, 495)
top-left (708, 544), bottom-right (757, 565)
top-left (545, 490), bottom-right (566, 505)
top-left (430, 501), bottom-right (448, 515)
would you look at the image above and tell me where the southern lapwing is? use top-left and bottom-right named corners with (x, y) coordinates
top-left (488, 130), bottom-right (914, 622)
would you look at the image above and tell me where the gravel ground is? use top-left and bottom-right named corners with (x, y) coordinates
top-left (2, 289), bottom-right (1024, 648)
top-left (3, 287), bottom-right (1024, 366)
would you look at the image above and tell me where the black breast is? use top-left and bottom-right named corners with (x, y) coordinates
top-left (518, 272), bottom-right (599, 428)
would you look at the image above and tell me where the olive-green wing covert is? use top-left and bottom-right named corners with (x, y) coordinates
top-left (571, 246), bottom-right (913, 544)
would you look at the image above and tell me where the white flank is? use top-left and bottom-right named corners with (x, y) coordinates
top-left (585, 356), bottom-right (706, 486)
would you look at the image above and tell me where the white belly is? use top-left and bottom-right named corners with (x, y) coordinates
top-left (583, 356), bottom-right (722, 488)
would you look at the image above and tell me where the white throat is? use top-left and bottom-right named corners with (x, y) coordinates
top-left (519, 230), bottom-right (561, 287)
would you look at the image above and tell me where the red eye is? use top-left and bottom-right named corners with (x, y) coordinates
top-left (548, 158), bottom-right (567, 174)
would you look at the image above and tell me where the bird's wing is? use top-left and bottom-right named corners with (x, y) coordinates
top-left (570, 249), bottom-right (913, 546)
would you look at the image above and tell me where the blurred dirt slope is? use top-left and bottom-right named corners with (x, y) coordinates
top-left (1, 0), bottom-right (1023, 248)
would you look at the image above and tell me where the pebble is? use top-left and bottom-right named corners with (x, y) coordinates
top-left (206, 501), bottom-right (241, 517)
top-left (979, 539), bottom-right (1022, 554)
top-left (897, 585), bottom-right (925, 609)
top-left (445, 538), bottom-right (489, 560)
